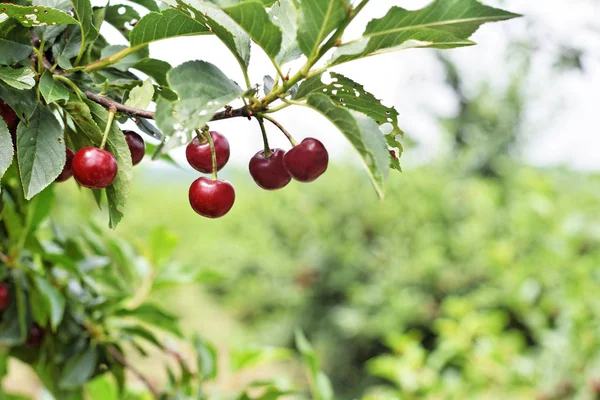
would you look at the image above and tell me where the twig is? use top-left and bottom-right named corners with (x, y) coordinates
top-left (108, 346), bottom-right (160, 399)
top-left (84, 91), bottom-right (254, 122)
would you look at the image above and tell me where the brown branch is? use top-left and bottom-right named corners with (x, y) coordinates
top-left (108, 346), bottom-right (160, 399)
top-left (84, 91), bottom-right (254, 122)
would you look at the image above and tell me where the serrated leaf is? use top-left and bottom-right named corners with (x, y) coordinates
top-left (296, 0), bottom-right (348, 58)
top-left (223, 1), bottom-right (282, 59)
top-left (0, 83), bottom-right (36, 122)
top-left (39, 70), bottom-right (69, 104)
top-left (124, 79), bottom-right (154, 110)
top-left (128, 0), bottom-right (159, 12)
top-left (0, 4), bottom-right (79, 27)
top-left (59, 346), bottom-right (98, 389)
top-left (129, 8), bottom-right (209, 47)
top-left (0, 67), bottom-right (35, 90)
top-left (32, 275), bottom-right (66, 331)
top-left (156, 60), bottom-right (244, 141)
top-left (270, 0), bottom-right (301, 65)
top-left (295, 72), bottom-right (401, 134)
top-left (306, 93), bottom-right (389, 198)
top-left (133, 58), bottom-right (172, 87)
top-left (0, 119), bottom-right (13, 181)
top-left (330, 0), bottom-right (520, 66)
top-left (17, 105), bottom-right (65, 200)
top-left (104, 4), bottom-right (140, 39)
top-left (0, 20), bottom-right (32, 64)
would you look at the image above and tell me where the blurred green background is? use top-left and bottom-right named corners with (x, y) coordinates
top-left (14, 5), bottom-right (600, 398)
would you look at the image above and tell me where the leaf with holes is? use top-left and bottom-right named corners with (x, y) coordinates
top-left (295, 72), bottom-right (401, 134)
top-left (306, 94), bottom-right (390, 198)
top-left (0, 4), bottom-right (78, 27)
top-left (17, 105), bottom-right (65, 200)
top-left (104, 4), bottom-right (140, 39)
top-left (329, 0), bottom-right (521, 66)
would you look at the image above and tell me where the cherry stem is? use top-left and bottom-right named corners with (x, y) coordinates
top-left (100, 106), bottom-right (116, 150)
top-left (259, 114), bottom-right (298, 147)
top-left (257, 117), bottom-right (272, 158)
top-left (202, 129), bottom-right (218, 180)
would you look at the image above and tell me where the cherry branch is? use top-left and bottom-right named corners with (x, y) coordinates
top-left (84, 91), bottom-right (253, 122)
top-left (108, 346), bottom-right (160, 399)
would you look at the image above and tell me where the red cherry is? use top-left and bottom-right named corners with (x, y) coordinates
top-left (25, 324), bottom-right (44, 348)
top-left (249, 149), bottom-right (291, 190)
top-left (123, 130), bottom-right (145, 166)
top-left (186, 131), bottom-right (230, 173)
top-left (55, 148), bottom-right (75, 182)
top-left (0, 98), bottom-right (19, 133)
top-left (72, 147), bottom-right (118, 189)
top-left (189, 177), bottom-right (235, 218)
top-left (283, 138), bottom-right (328, 182)
top-left (0, 283), bottom-right (10, 311)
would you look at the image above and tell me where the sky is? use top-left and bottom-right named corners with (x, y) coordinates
top-left (98, 0), bottom-right (600, 172)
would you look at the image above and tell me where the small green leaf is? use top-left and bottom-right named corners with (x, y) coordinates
top-left (0, 4), bottom-right (79, 27)
top-left (133, 58), bottom-right (171, 87)
top-left (223, 1), bottom-right (282, 60)
top-left (0, 119), bottom-right (13, 182)
top-left (115, 303), bottom-right (182, 337)
top-left (0, 67), bottom-right (35, 90)
top-left (70, 0), bottom-right (99, 45)
top-left (270, 0), bottom-right (301, 65)
top-left (59, 346), bottom-right (98, 389)
top-left (296, 0), bottom-right (348, 58)
top-left (32, 275), bottom-right (66, 331)
top-left (104, 4), bottom-right (140, 39)
top-left (39, 71), bottom-right (69, 104)
top-left (231, 346), bottom-right (294, 372)
top-left (0, 20), bottom-right (33, 64)
top-left (124, 79), bottom-right (154, 110)
top-left (129, 8), bottom-right (209, 47)
top-left (194, 335), bottom-right (217, 381)
top-left (17, 105), bottom-right (65, 200)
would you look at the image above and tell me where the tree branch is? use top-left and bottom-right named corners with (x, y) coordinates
top-left (84, 91), bottom-right (254, 122)
top-left (108, 346), bottom-right (160, 399)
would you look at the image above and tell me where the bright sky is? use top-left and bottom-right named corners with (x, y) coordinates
top-left (98, 0), bottom-right (600, 172)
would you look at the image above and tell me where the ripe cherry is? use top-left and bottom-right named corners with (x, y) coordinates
top-left (186, 131), bottom-right (230, 173)
top-left (189, 177), bottom-right (235, 218)
top-left (0, 98), bottom-right (18, 133)
top-left (55, 148), bottom-right (75, 182)
top-left (249, 149), bottom-right (291, 190)
top-left (72, 147), bottom-right (118, 189)
top-left (283, 138), bottom-right (329, 182)
top-left (0, 283), bottom-right (10, 311)
top-left (25, 324), bottom-right (44, 348)
top-left (123, 130), bottom-right (145, 166)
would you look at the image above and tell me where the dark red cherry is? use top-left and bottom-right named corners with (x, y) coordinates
top-left (0, 98), bottom-right (18, 133)
top-left (72, 147), bottom-right (118, 189)
top-left (25, 324), bottom-right (44, 348)
top-left (0, 283), bottom-right (10, 311)
top-left (55, 148), bottom-right (75, 182)
top-left (249, 149), bottom-right (291, 190)
top-left (283, 138), bottom-right (328, 182)
top-left (186, 131), bottom-right (230, 173)
top-left (189, 177), bottom-right (235, 218)
top-left (123, 130), bottom-right (145, 166)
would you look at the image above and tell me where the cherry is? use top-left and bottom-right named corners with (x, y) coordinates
top-left (186, 131), bottom-right (230, 173)
top-left (0, 283), bottom-right (10, 311)
top-left (249, 149), bottom-right (291, 190)
top-left (189, 177), bottom-right (235, 218)
top-left (72, 147), bottom-right (118, 189)
top-left (283, 138), bottom-right (329, 182)
top-left (0, 98), bottom-right (18, 133)
top-left (55, 148), bottom-right (75, 183)
top-left (123, 130), bottom-right (145, 166)
top-left (25, 324), bottom-right (44, 348)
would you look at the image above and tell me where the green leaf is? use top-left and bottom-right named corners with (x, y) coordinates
top-left (84, 374), bottom-right (118, 400)
top-left (16, 105), bottom-right (65, 200)
top-left (295, 330), bottom-right (319, 376)
top-left (231, 346), bottom-right (294, 372)
top-left (156, 60), bottom-right (244, 140)
top-left (59, 346), bottom-right (98, 389)
top-left (115, 303), bottom-right (182, 337)
top-left (270, 0), bottom-right (301, 65)
top-left (124, 79), bottom-right (154, 110)
top-left (223, 1), bottom-right (282, 60)
top-left (39, 70), bottom-right (69, 104)
top-left (0, 20), bottom-right (33, 64)
top-left (100, 45), bottom-right (149, 72)
top-left (0, 119), bottom-right (13, 182)
top-left (129, 8), bottom-right (209, 47)
top-left (0, 4), bottom-right (79, 27)
top-left (104, 4), bottom-right (140, 39)
top-left (52, 26), bottom-right (83, 69)
top-left (0, 83), bottom-right (36, 122)
top-left (32, 276), bottom-right (66, 331)
top-left (194, 335), bottom-right (217, 381)
top-left (306, 93), bottom-right (389, 198)
top-left (128, 0), bottom-right (159, 12)
top-left (295, 72), bottom-right (401, 134)
top-left (70, 0), bottom-right (99, 46)
top-left (296, 0), bottom-right (348, 58)
top-left (133, 58), bottom-right (171, 87)
top-left (0, 67), bottom-right (35, 90)
top-left (330, 0), bottom-right (521, 66)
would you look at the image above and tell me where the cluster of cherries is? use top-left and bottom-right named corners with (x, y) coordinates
top-left (185, 131), bottom-right (329, 218)
top-left (1, 99), bottom-right (329, 219)
top-left (0, 283), bottom-right (44, 348)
